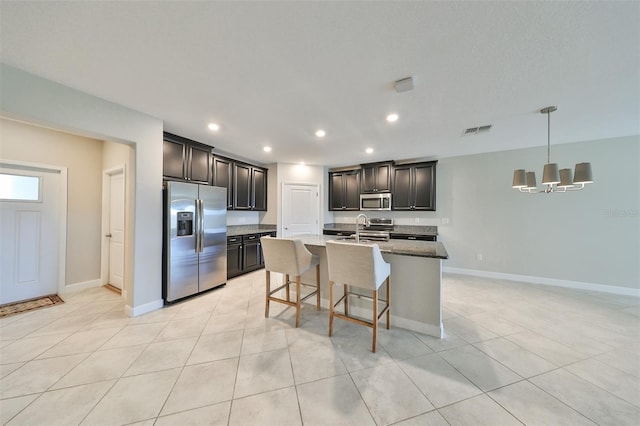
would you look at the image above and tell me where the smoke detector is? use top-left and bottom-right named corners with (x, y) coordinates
top-left (394, 77), bottom-right (414, 93)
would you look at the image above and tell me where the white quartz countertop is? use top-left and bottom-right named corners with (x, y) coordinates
top-left (293, 234), bottom-right (449, 259)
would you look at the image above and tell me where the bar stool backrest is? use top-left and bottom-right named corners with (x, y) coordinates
top-left (325, 241), bottom-right (390, 290)
top-left (261, 236), bottom-right (316, 276)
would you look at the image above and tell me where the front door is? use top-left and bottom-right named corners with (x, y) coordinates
top-left (0, 165), bottom-right (62, 304)
top-left (282, 183), bottom-right (320, 237)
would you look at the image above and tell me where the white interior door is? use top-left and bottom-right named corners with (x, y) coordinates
top-left (106, 169), bottom-right (125, 290)
top-left (0, 166), bottom-right (61, 304)
top-left (282, 183), bottom-right (320, 237)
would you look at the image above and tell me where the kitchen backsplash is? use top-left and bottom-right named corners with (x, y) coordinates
top-left (332, 211), bottom-right (444, 227)
top-left (226, 210), bottom-right (261, 226)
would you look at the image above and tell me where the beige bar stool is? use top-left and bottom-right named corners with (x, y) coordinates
top-left (325, 240), bottom-right (391, 352)
top-left (260, 236), bottom-right (320, 327)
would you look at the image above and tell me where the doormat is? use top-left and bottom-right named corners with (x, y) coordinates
top-left (0, 295), bottom-right (64, 318)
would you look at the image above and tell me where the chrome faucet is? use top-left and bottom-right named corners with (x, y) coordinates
top-left (355, 213), bottom-right (369, 243)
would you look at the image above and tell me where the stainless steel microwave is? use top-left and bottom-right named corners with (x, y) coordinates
top-left (360, 193), bottom-right (392, 211)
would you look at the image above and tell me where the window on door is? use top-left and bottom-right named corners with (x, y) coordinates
top-left (0, 173), bottom-right (41, 202)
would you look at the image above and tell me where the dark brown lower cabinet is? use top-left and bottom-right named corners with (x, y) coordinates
top-left (389, 233), bottom-right (437, 242)
top-left (227, 231), bottom-right (276, 279)
top-left (322, 230), bottom-right (354, 237)
top-left (227, 236), bottom-right (243, 278)
top-left (242, 234), bottom-right (262, 272)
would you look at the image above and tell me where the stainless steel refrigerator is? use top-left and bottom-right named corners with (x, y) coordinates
top-left (163, 181), bottom-right (227, 303)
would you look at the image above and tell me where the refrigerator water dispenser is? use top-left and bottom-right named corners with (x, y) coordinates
top-left (176, 212), bottom-right (193, 236)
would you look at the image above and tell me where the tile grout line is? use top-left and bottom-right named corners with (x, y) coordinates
top-left (2, 272), bottom-right (638, 425)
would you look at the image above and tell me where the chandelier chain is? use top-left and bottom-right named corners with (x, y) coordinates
top-left (547, 110), bottom-right (551, 165)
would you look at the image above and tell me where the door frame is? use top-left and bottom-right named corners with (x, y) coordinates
top-left (0, 159), bottom-right (68, 296)
top-left (281, 182), bottom-right (321, 236)
top-left (101, 165), bottom-right (126, 297)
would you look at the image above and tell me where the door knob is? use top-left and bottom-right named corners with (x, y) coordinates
top-left (105, 234), bottom-right (112, 238)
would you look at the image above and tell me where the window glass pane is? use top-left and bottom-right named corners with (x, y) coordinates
top-left (0, 173), bottom-right (41, 201)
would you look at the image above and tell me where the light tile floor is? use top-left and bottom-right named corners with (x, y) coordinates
top-left (1, 272), bottom-right (639, 425)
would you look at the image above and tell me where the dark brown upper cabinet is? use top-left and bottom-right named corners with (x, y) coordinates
top-left (392, 161), bottom-right (437, 211)
top-left (251, 167), bottom-right (267, 211)
top-left (162, 137), bottom-right (185, 180)
top-left (233, 162), bottom-right (267, 211)
top-left (162, 132), bottom-right (212, 184)
top-left (163, 132), bottom-right (268, 212)
top-left (361, 161), bottom-right (392, 193)
top-left (212, 156), bottom-right (233, 209)
top-left (329, 168), bottom-right (361, 211)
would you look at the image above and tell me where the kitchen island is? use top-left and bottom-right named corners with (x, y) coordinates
top-left (294, 234), bottom-right (448, 338)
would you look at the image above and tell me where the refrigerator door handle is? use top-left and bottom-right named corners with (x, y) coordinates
top-left (195, 198), bottom-right (203, 253)
top-left (196, 198), bottom-right (204, 253)
top-left (199, 198), bottom-right (205, 253)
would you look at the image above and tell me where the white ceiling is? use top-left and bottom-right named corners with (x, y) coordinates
top-left (1, 1), bottom-right (638, 167)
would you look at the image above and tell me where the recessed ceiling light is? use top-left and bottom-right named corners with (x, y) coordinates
top-left (263, 146), bottom-right (272, 153)
top-left (208, 122), bottom-right (220, 131)
top-left (386, 114), bottom-right (399, 123)
top-left (366, 147), bottom-right (374, 154)
top-left (315, 129), bottom-right (326, 138)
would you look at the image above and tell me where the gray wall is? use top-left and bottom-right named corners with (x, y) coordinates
top-left (440, 135), bottom-right (638, 289)
top-left (334, 135), bottom-right (640, 291)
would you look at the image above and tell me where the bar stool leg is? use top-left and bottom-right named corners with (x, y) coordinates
top-left (315, 264), bottom-right (321, 310)
top-left (329, 280), bottom-right (334, 336)
top-left (343, 284), bottom-right (349, 316)
top-left (386, 277), bottom-right (390, 329)
top-left (265, 270), bottom-right (270, 318)
top-left (286, 274), bottom-right (290, 302)
top-left (295, 275), bottom-right (301, 328)
top-left (372, 288), bottom-right (378, 353)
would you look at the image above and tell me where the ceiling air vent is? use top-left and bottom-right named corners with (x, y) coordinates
top-left (463, 124), bottom-right (492, 135)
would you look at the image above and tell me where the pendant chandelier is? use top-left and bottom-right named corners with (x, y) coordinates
top-left (512, 106), bottom-right (593, 193)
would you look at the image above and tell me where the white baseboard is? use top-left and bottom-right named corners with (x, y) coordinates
top-left (311, 297), bottom-right (442, 338)
top-left (393, 316), bottom-right (443, 338)
top-left (125, 299), bottom-right (164, 317)
top-left (443, 267), bottom-right (640, 297)
top-left (61, 278), bottom-right (101, 294)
